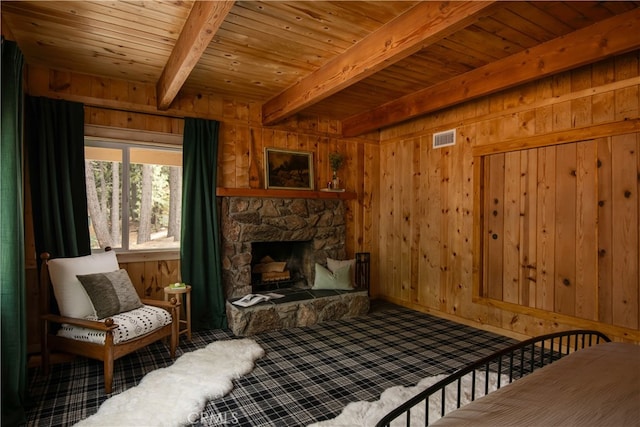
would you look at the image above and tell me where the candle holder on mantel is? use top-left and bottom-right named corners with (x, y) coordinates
top-left (329, 151), bottom-right (345, 190)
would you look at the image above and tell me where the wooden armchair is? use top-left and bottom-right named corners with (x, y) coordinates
top-left (40, 248), bottom-right (179, 393)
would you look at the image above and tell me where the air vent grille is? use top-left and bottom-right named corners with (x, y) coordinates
top-left (433, 129), bottom-right (456, 148)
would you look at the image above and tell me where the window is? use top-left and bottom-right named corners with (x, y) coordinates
top-left (85, 141), bottom-right (182, 251)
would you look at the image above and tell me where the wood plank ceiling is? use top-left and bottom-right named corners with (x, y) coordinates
top-left (3, 1), bottom-right (640, 136)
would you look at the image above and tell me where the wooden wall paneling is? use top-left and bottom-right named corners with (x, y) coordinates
top-left (591, 59), bottom-right (616, 124)
top-left (439, 146), bottom-right (452, 312)
top-left (553, 143), bottom-right (577, 316)
top-left (611, 133), bottom-right (639, 329)
top-left (108, 79), bottom-right (130, 128)
top-left (575, 140), bottom-right (598, 320)
top-left (286, 131), bottom-right (298, 150)
top-left (534, 77), bottom-right (554, 134)
top-left (502, 151), bottom-right (521, 305)
top-left (616, 84), bottom-right (639, 121)
top-left (461, 125), bottom-right (478, 306)
top-left (220, 123), bottom-right (238, 188)
top-left (536, 146), bottom-right (556, 312)
top-left (570, 67), bottom-right (593, 127)
top-left (379, 143), bottom-right (394, 298)
top-left (390, 141), bottom-right (402, 301)
top-left (374, 54), bottom-right (639, 342)
top-left (353, 141), bottom-right (365, 252)
top-left (344, 140), bottom-right (360, 256)
top-left (416, 135), bottom-right (429, 306)
top-left (363, 142), bottom-right (379, 296)
top-left (449, 138), bottom-right (466, 315)
top-left (484, 153), bottom-right (504, 300)
top-left (145, 261), bottom-right (163, 301)
top-left (235, 125), bottom-right (250, 188)
top-left (409, 137), bottom-right (421, 303)
top-left (423, 139), bottom-right (442, 307)
top-left (128, 82), bottom-right (151, 114)
top-left (346, 138), bottom-right (358, 195)
top-left (158, 259), bottom-right (181, 298)
top-left (614, 53), bottom-right (639, 120)
top-left (248, 127), bottom-right (262, 189)
top-left (260, 129), bottom-right (276, 189)
top-left (597, 137), bottom-right (614, 323)
top-left (552, 74), bottom-right (572, 131)
top-left (520, 148), bottom-right (538, 308)
top-left (318, 136), bottom-right (329, 189)
top-left (499, 111), bottom-right (520, 141)
top-left (592, 89), bottom-right (615, 124)
top-left (399, 139), bottom-right (412, 302)
top-left (50, 69), bottom-right (71, 94)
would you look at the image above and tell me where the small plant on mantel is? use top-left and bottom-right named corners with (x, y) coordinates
top-left (329, 152), bottom-right (345, 189)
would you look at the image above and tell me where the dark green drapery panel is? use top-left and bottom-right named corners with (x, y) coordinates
top-left (1, 38), bottom-right (26, 426)
top-left (181, 118), bottom-right (227, 330)
top-left (25, 96), bottom-right (90, 258)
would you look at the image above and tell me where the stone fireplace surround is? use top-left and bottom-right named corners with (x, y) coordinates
top-left (221, 196), bottom-right (347, 298)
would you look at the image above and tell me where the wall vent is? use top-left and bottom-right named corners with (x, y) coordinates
top-left (433, 129), bottom-right (456, 148)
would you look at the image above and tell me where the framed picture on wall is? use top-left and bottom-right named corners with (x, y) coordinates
top-left (264, 148), bottom-right (314, 190)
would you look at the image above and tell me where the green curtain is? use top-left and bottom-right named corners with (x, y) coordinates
top-left (181, 118), bottom-right (227, 330)
top-left (1, 38), bottom-right (26, 426)
top-left (25, 96), bottom-right (90, 258)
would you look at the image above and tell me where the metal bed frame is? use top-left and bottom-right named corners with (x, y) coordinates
top-left (376, 330), bottom-right (611, 427)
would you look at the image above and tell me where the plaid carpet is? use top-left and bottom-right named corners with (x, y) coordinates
top-left (25, 306), bottom-right (515, 426)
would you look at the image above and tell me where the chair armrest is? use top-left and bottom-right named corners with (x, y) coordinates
top-left (41, 313), bottom-right (119, 331)
top-left (142, 298), bottom-right (180, 309)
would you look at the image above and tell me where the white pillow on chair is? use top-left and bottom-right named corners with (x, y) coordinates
top-left (48, 251), bottom-right (120, 319)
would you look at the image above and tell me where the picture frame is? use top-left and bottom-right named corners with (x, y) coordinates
top-left (264, 148), bottom-right (314, 190)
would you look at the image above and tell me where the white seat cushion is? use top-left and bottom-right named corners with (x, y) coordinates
top-left (57, 305), bottom-right (172, 345)
top-left (48, 251), bottom-right (120, 319)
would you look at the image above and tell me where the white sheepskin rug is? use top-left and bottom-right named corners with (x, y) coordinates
top-left (309, 371), bottom-right (510, 427)
top-left (76, 338), bottom-right (264, 427)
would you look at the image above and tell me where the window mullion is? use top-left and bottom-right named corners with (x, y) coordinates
top-left (122, 147), bottom-right (130, 251)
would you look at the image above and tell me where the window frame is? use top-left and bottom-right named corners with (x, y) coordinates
top-left (84, 136), bottom-right (183, 254)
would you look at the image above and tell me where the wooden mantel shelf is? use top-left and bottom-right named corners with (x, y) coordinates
top-left (216, 187), bottom-right (357, 200)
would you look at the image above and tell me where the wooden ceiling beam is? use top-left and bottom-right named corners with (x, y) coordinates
top-left (156, 0), bottom-right (235, 110)
top-left (342, 8), bottom-right (640, 137)
top-left (261, 1), bottom-right (498, 126)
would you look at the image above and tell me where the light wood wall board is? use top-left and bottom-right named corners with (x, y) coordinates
top-left (482, 134), bottom-right (639, 330)
top-left (611, 133), bottom-right (639, 329)
top-left (377, 51), bottom-right (640, 342)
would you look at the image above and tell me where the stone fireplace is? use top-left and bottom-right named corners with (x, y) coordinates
top-left (221, 196), bottom-right (347, 298)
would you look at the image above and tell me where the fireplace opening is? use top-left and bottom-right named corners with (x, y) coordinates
top-left (251, 241), bottom-right (313, 292)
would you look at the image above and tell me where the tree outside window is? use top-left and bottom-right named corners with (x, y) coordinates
top-left (85, 142), bottom-right (182, 251)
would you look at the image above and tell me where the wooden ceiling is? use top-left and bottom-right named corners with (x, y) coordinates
top-left (3, 1), bottom-right (640, 136)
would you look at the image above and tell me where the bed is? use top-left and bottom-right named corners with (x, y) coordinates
top-left (376, 330), bottom-right (640, 427)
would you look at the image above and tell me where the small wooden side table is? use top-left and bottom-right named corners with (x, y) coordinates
top-left (163, 285), bottom-right (192, 342)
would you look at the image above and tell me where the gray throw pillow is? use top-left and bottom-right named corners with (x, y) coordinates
top-left (312, 263), bottom-right (353, 290)
top-left (76, 269), bottom-right (143, 319)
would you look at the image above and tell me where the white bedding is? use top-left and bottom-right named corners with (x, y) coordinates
top-left (432, 342), bottom-right (640, 426)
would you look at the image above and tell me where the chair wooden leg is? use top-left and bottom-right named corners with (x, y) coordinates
top-left (103, 333), bottom-right (115, 394)
top-left (41, 320), bottom-right (50, 375)
top-left (170, 307), bottom-right (178, 358)
top-left (103, 353), bottom-right (114, 394)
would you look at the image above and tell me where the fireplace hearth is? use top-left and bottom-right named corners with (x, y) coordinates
top-left (221, 197), bottom-right (347, 298)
